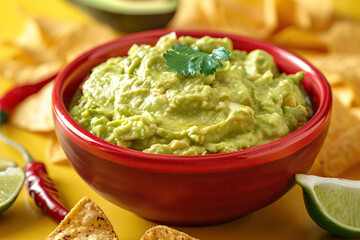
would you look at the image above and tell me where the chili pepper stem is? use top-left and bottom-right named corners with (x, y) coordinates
top-left (0, 110), bottom-right (7, 123)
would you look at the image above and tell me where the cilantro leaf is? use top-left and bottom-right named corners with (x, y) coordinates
top-left (163, 43), bottom-right (230, 76)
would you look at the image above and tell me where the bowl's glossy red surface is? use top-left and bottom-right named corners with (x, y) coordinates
top-left (52, 29), bottom-right (332, 226)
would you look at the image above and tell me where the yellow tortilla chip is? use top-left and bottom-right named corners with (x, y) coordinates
top-left (0, 60), bottom-right (62, 85)
top-left (141, 225), bottom-right (198, 240)
top-left (46, 197), bottom-right (119, 240)
top-left (269, 26), bottom-right (327, 51)
top-left (324, 95), bottom-right (359, 143)
top-left (0, 17), bottom-right (63, 84)
top-left (46, 133), bottom-right (68, 164)
top-left (318, 95), bottom-right (360, 176)
top-left (305, 53), bottom-right (360, 103)
top-left (292, 0), bottom-right (333, 30)
top-left (0, 15), bottom-right (118, 84)
top-left (169, 0), bottom-right (277, 39)
top-left (31, 16), bottom-right (119, 63)
top-left (351, 107), bottom-right (360, 120)
top-left (319, 124), bottom-right (360, 177)
top-left (10, 81), bottom-right (54, 132)
top-left (332, 84), bottom-right (355, 107)
top-left (319, 69), bottom-right (344, 86)
top-left (322, 20), bottom-right (360, 53)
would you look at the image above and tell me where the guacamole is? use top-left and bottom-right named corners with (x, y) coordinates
top-left (69, 33), bottom-right (312, 155)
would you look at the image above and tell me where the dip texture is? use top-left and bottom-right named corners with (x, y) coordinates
top-left (69, 33), bottom-right (312, 155)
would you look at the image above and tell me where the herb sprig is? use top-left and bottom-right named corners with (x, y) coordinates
top-left (163, 43), bottom-right (230, 77)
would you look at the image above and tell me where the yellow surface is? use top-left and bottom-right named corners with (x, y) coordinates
top-left (0, 0), bottom-right (360, 240)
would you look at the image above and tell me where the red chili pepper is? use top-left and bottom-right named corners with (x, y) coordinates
top-left (0, 74), bottom-right (54, 114)
top-left (24, 161), bottom-right (68, 223)
top-left (0, 74), bottom-right (69, 222)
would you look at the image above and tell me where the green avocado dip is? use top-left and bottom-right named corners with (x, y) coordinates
top-left (69, 33), bottom-right (312, 155)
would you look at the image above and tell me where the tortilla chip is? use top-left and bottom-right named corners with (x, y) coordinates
top-left (322, 20), bottom-right (360, 53)
top-left (351, 107), bottom-right (360, 119)
top-left (32, 17), bottom-right (119, 63)
top-left (319, 69), bottom-right (344, 86)
top-left (46, 133), bottom-right (68, 164)
top-left (292, 0), bottom-right (333, 30)
top-left (269, 26), bottom-right (327, 51)
top-left (0, 60), bottom-right (62, 85)
top-left (0, 17), bottom-right (63, 84)
top-left (141, 225), bottom-right (198, 240)
top-left (46, 197), bottom-right (119, 240)
top-left (0, 15), bottom-right (118, 84)
top-left (10, 81), bottom-right (54, 132)
top-left (318, 94), bottom-right (360, 176)
top-left (169, 0), bottom-right (278, 39)
top-left (319, 124), bottom-right (360, 177)
top-left (305, 53), bottom-right (360, 104)
top-left (332, 84), bottom-right (355, 107)
top-left (324, 96), bottom-right (359, 142)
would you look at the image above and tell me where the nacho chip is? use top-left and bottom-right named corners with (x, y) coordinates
top-left (323, 95), bottom-right (359, 143)
top-left (332, 84), bottom-right (355, 107)
top-left (318, 95), bottom-right (360, 176)
top-left (46, 197), bottom-right (119, 240)
top-left (319, 124), bottom-right (360, 177)
top-left (10, 81), bottom-right (54, 132)
top-left (46, 133), bottom-right (68, 164)
top-left (0, 60), bottom-right (62, 85)
top-left (351, 107), bottom-right (360, 120)
top-left (269, 26), bottom-right (327, 51)
top-left (322, 20), bottom-right (360, 53)
top-left (319, 69), bottom-right (344, 86)
top-left (0, 17), bottom-right (63, 84)
top-left (305, 53), bottom-right (360, 104)
top-left (141, 225), bottom-right (198, 240)
top-left (32, 17), bottom-right (118, 63)
top-left (0, 15), bottom-right (118, 84)
top-left (292, 0), bottom-right (333, 31)
top-left (169, 0), bottom-right (278, 39)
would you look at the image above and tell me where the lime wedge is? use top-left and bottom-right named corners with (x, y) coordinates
top-left (295, 174), bottom-right (360, 237)
top-left (0, 167), bottom-right (25, 213)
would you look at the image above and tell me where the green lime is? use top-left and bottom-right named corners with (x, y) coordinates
top-left (0, 158), bottom-right (17, 171)
top-left (0, 166), bottom-right (25, 213)
top-left (295, 174), bottom-right (360, 237)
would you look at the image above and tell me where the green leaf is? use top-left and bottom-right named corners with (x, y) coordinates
top-left (171, 43), bottom-right (200, 54)
top-left (163, 43), bottom-right (230, 77)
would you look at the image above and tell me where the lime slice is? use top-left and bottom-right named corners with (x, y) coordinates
top-left (0, 158), bottom-right (17, 171)
top-left (295, 174), bottom-right (360, 237)
top-left (0, 167), bottom-right (25, 213)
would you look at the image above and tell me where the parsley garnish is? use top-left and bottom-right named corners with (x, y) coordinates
top-left (163, 43), bottom-right (231, 76)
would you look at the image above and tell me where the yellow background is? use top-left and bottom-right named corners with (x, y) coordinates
top-left (0, 0), bottom-right (360, 239)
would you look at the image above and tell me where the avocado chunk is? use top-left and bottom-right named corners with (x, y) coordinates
top-left (67, 0), bottom-right (179, 33)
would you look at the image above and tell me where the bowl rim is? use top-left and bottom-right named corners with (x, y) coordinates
top-left (53, 29), bottom-right (332, 173)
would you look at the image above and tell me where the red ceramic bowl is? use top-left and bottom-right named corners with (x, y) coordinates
top-left (52, 29), bottom-right (332, 226)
